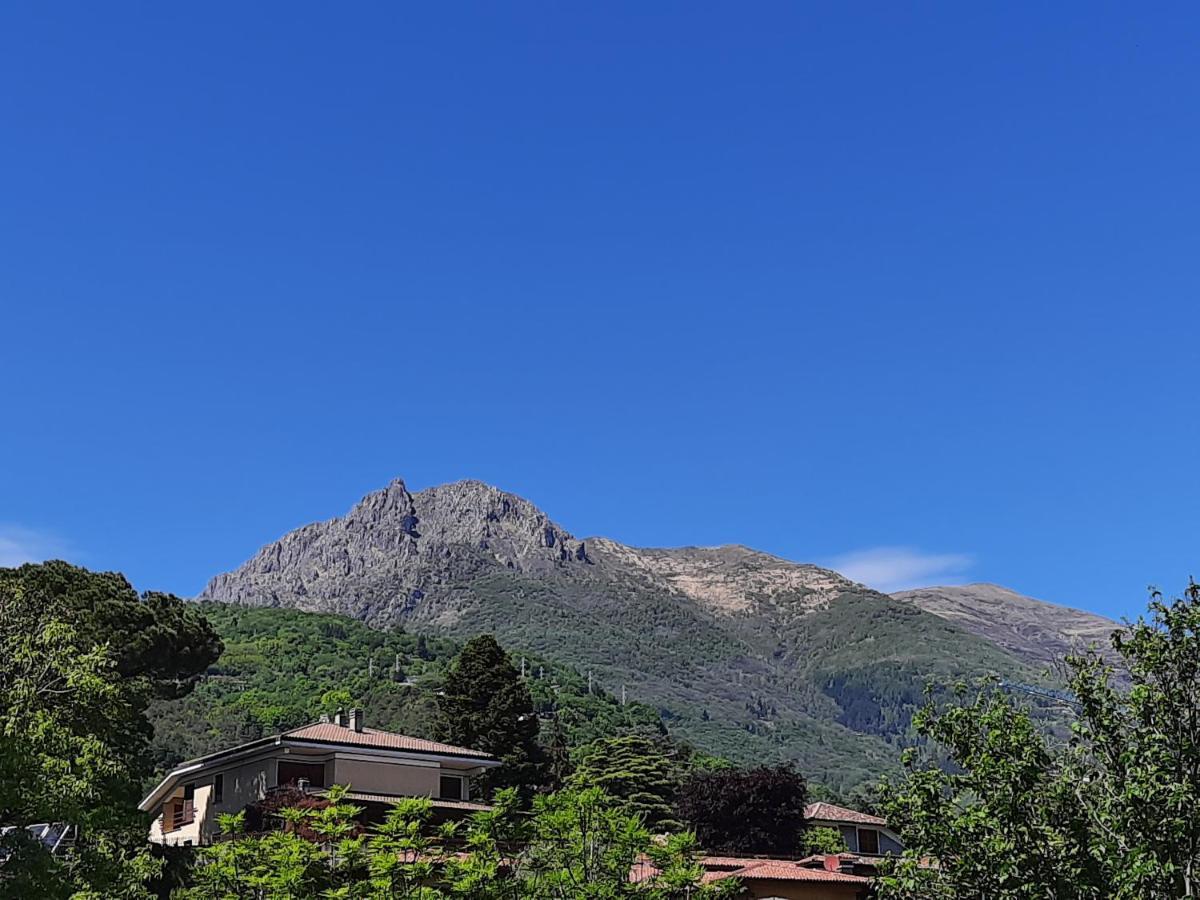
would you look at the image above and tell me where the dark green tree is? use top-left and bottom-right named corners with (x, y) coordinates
top-left (0, 562), bottom-right (222, 897)
top-left (569, 735), bottom-right (681, 830)
top-left (676, 763), bottom-right (809, 855)
top-left (436, 635), bottom-right (547, 795)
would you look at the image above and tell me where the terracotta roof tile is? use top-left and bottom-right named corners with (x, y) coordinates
top-left (728, 862), bottom-right (870, 884)
top-left (284, 723), bottom-right (496, 760)
top-left (804, 801), bottom-right (887, 827)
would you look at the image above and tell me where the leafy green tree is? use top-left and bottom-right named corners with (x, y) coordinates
top-left (0, 562), bottom-right (220, 898)
top-left (803, 826), bottom-right (848, 855)
top-left (676, 763), bottom-right (809, 855)
top-left (182, 784), bottom-right (734, 898)
top-left (569, 735), bottom-right (681, 830)
top-left (878, 580), bottom-right (1200, 899)
top-left (436, 635), bottom-right (547, 795)
top-left (505, 787), bottom-right (737, 899)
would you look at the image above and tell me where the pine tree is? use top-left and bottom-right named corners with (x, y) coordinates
top-left (435, 634), bottom-right (547, 796)
top-left (569, 734), bottom-right (681, 830)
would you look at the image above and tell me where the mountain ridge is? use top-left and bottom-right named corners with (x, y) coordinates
top-left (199, 477), bottom-right (1099, 790)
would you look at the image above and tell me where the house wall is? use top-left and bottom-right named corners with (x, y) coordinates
top-left (151, 752), bottom-right (280, 845)
top-left (152, 783), bottom-right (213, 847)
top-left (331, 756), bottom-right (442, 797)
top-left (740, 878), bottom-right (863, 900)
top-left (814, 820), bottom-right (902, 856)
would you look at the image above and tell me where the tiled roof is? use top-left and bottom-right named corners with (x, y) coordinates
top-left (284, 723), bottom-right (496, 760)
top-left (634, 855), bottom-right (871, 887)
top-left (726, 861), bottom-right (870, 884)
top-left (804, 801), bottom-right (887, 827)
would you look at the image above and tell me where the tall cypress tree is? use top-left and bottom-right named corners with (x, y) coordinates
top-left (436, 635), bottom-right (547, 795)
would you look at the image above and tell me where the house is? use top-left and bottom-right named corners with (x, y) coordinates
top-left (140, 708), bottom-right (499, 846)
top-left (632, 855), bottom-right (871, 900)
top-left (804, 802), bottom-right (903, 856)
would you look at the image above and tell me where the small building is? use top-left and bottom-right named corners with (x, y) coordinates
top-left (140, 709), bottom-right (499, 846)
top-left (804, 802), bottom-right (903, 856)
top-left (633, 855), bottom-right (871, 900)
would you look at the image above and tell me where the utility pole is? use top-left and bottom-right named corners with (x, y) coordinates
top-left (521, 657), bottom-right (527, 678)
top-left (621, 684), bottom-right (627, 706)
top-left (587, 670), bottom-right (594, 694)
top-left (368, 656), bottom-right (375, 678)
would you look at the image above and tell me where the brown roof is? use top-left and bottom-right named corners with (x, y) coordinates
top-left (804, 801), bottom-right (887, 827)
top-left (633, 855), bottom-right (871, 887)
top-left (724, 861), bottom-right (870, 884)
top-left (284, 723), bottom-right (496, 760)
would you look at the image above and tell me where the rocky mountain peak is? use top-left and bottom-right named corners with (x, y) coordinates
top-left (198, 477), bottom-right (591, 621)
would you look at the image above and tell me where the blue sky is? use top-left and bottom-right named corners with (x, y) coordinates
top-left (3, 3), bottom-right (1198, 620)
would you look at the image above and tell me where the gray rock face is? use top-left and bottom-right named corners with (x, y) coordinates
top-left (200, 479), bottom-right (591, 622)
top-left (893, 583), bottom-right (1121, 671)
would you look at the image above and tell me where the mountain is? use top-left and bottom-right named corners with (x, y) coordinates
top-left (893, 583), bottom-right (1121, 672)
top-left (199, 478), bottom-right (1058, 792)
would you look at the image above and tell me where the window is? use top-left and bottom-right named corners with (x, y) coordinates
top-left (439, 774), bottom-right (464, 801)
top-left (857, 827), bottom-right (880, 855)
top-left (214, 774), bottom-right (224, 803)
top-left (277, 761), bottom-right (326, 788)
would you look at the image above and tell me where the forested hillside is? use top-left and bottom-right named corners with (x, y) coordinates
top-left (148, 604), bottom-right (665, 778)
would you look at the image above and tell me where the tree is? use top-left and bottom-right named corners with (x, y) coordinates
top-left (569, 735), bottom-right (681, 830)
top-left (676, 763), bottom-right (809, 855)
top-left (0, 562), bottom-right (221, 897)
top-left (3, 560), bottom-right (222, 696)
top-left (878, 580), bottom-right (1200, 899)
top-left (803, 827), bottom-right (848, 855)
top-left (182, 784), bottom-right (737, 898)
top-left (436, 635), bottom-right (547, 795)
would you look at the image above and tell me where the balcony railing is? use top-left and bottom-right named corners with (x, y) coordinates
top-left (170, 799), bottom-right (195, 831)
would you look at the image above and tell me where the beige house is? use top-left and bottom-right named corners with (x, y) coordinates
top-left (140, 709), bottom-right (499, 846)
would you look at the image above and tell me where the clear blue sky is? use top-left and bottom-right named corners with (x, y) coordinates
top-left (3, 3), bottom-right (1198, 620)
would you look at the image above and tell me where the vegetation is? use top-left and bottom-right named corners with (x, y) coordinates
top-left (879, 581), bottom-right (1200, 899)
top-left (446, 568), bottom-right (1053, 794)
top-left (675, 763), bottom-right (809, 856)
top-left (568, 735), bottom-right (682, 831)
top-left (149, 605), bottom-right (664, 782)
top-left (802, 827), bottom-right (848, 855)
top-left (0, 562), bottom-right (220, 898)
top-left (436, 635), bottom-right (548, 795)
top-left (179, 785), bottom-right (740, 898)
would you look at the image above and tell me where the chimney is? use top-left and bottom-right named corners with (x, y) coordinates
top-left (334, 709), bottom-right (347, 728)
top-left (349, 707), bottom-right (364, 733)
top-left (319, 713), bottom-right (330, 724)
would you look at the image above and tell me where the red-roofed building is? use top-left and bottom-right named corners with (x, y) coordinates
top-left (140, 708), bottom-right (499, 846)
top-left (804, 802), bottom-right (903, 857)
top-left (633, 854), bottom-right (872, 899)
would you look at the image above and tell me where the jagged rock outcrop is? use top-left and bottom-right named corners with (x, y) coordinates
top-left (200, 479), bottom-right (591, 623)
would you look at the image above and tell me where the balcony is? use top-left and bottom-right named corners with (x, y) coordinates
top-left (169, 799), bottom-right (195, 831)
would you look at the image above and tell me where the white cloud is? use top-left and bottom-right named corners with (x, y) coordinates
top-left (0, 525), bottom-right (72, 568)
top-left (827, 546), bottom-right (974, 593)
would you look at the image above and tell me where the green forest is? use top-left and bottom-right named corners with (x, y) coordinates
top-left (5, 559), bottom-right (1200, 898)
